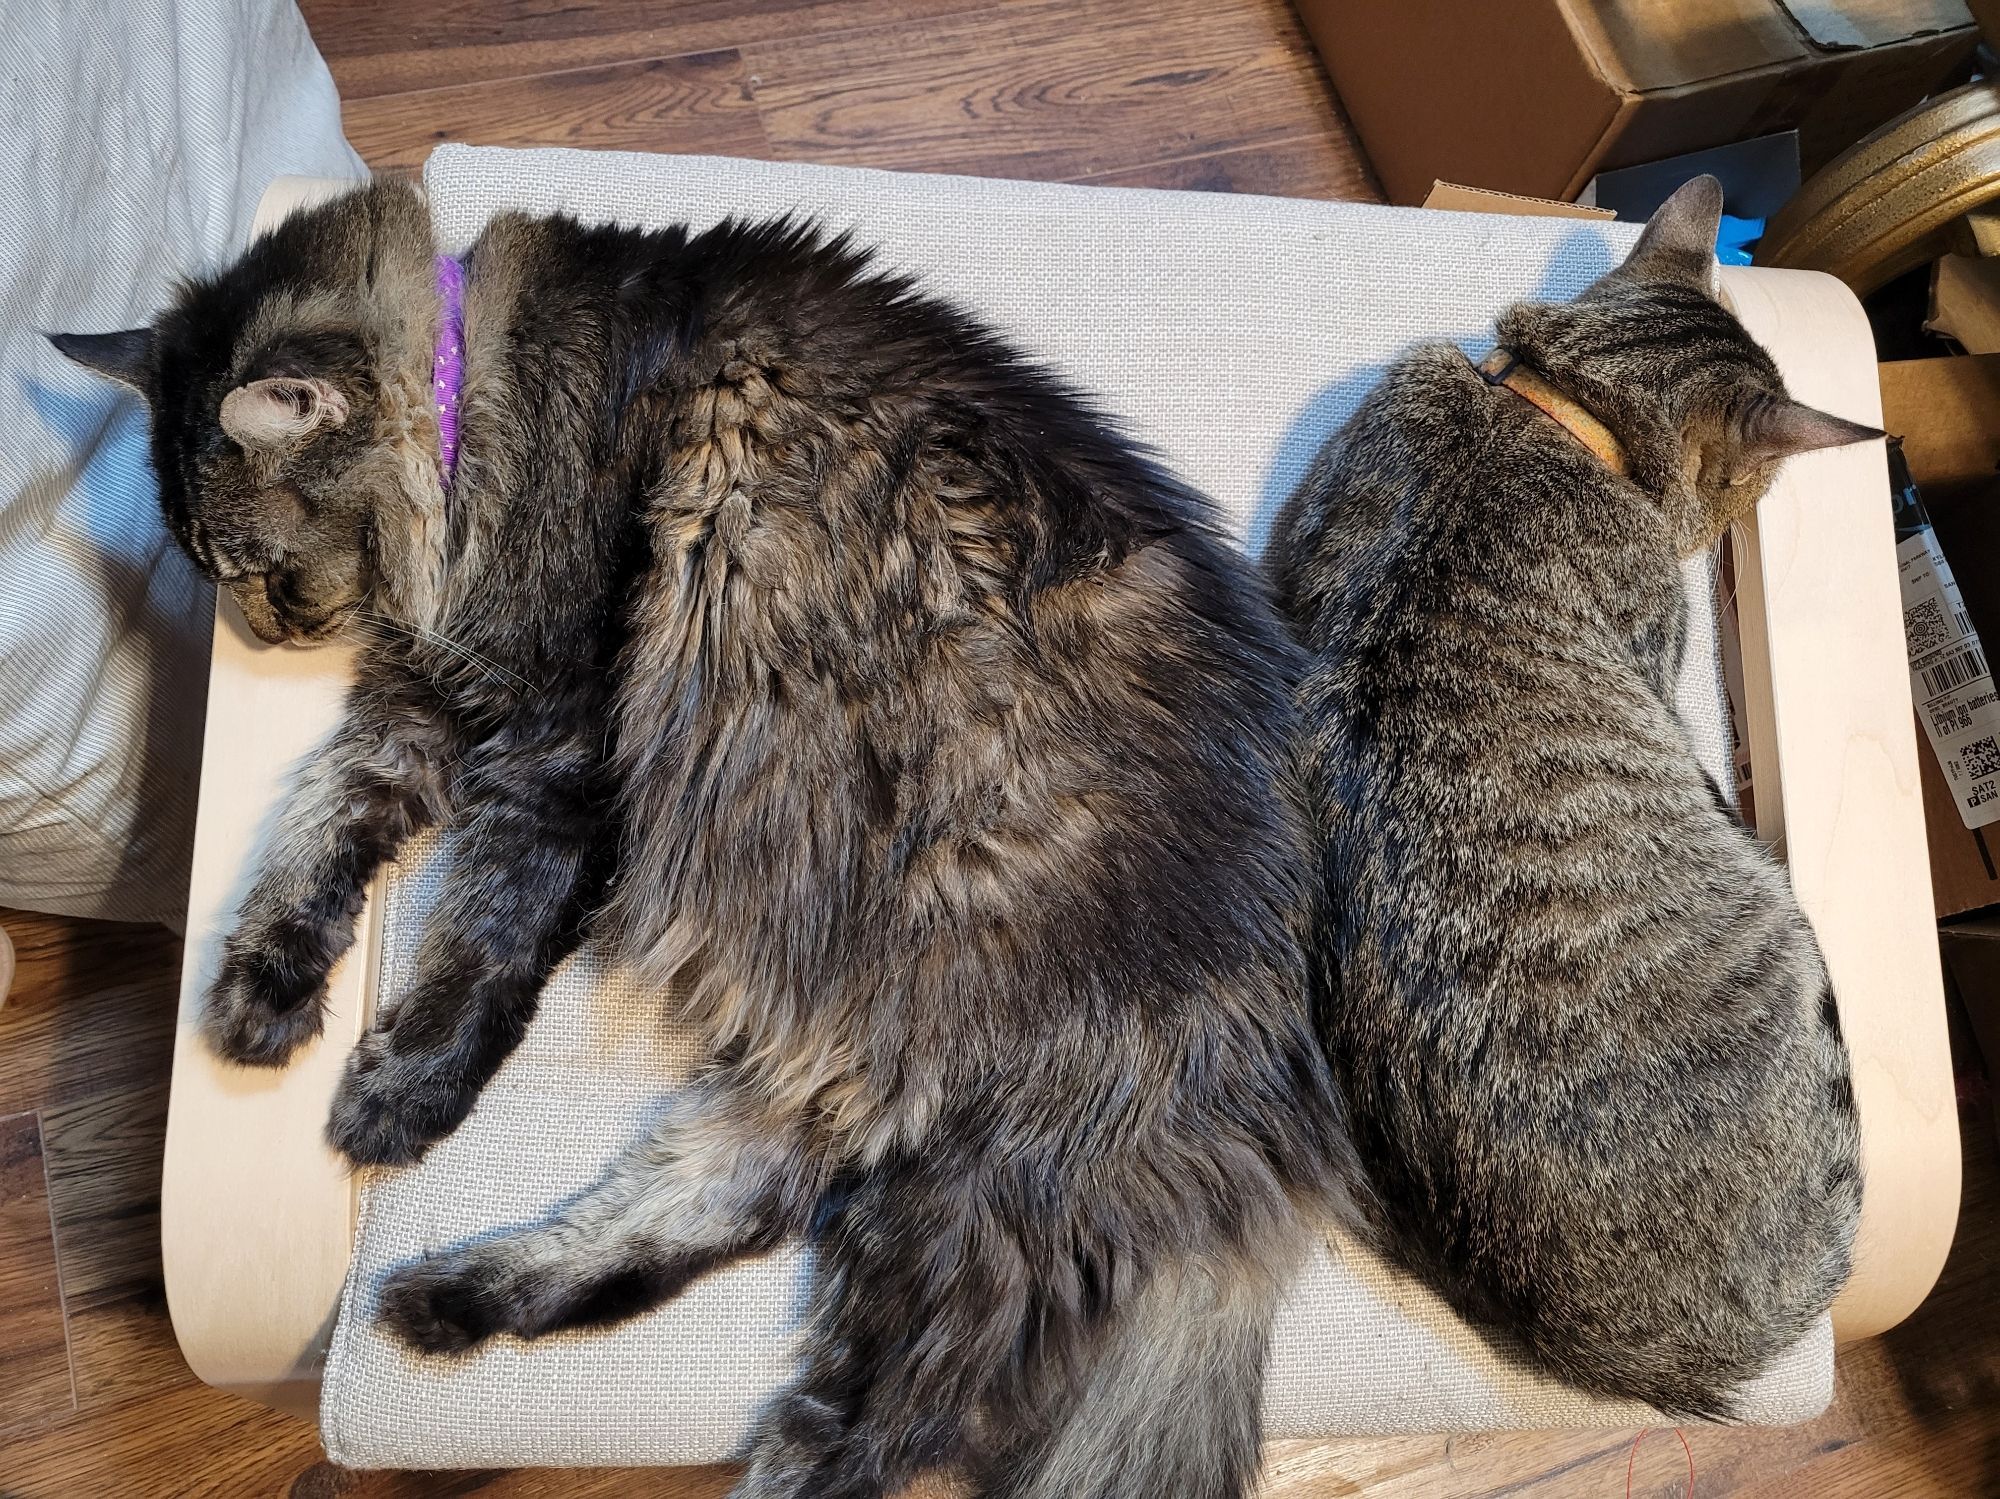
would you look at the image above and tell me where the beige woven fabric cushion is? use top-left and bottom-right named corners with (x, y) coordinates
top-left (319, 146), bottom-right (1830, 1468)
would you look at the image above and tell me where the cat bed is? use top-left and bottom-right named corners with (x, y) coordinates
top-left (158, 147), bottom-right (1954, 1462)
top-left (3, 0), bottom-right (361, 924)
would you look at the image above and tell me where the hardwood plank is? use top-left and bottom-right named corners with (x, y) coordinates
top-left (0, 1372), bottom-right (738, 1499)
top-left (1734, 1417), bottom-right (1999, 1499)
top-left (1258, 1432), bottom-right (1620, 1495)
top-left (0, 1111), bottom-right (74, 1433)
top-left (0, 1380), bottom-right (327, 1499)
top-left (1261, 1426), bottom-right (1789, 1497)
top-left (304, 0), bottom-right (996, 100)
top-left (1075, 134), bottom-right (1377, 202)
top-left (302, 1462), bottom-right (749, 1497)
top-left (0, 912), bottom-right (179, 1117)
top-left (40, 1076), bottom-right (188, 1413)
top-left (61, 1290), bottom-right (188, 1414)
top-left (740, 0), bottom-right (1344, 183)
top-left (42, 1080), bottom-right (170, 1308)
top-left (340, 48), bottom-right (772, 176)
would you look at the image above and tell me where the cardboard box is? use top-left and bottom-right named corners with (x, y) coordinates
top-left (1881, 354), bottom-right (2000, 508)
top-left (1965, 0), bottom-right (2000, 42)
top-left (1880, 354), bottom-right (2000, 917)
top-left (1940, 916), bottom-right (2000, 1075)
top-left (1297, 0), bottom-right (1978, 206)
top-left (1926, 254), bottom-right (2000, 353)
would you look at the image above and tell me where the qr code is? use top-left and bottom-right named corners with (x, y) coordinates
top-left (1966, 736), bottom-right (2000, 779)
top-left (1905, 597), bottom-right (1952, 656)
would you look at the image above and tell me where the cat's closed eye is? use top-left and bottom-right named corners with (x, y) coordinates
top-left (1689, 442), bottom-right (1758, 491)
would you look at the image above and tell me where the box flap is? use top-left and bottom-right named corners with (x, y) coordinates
top-left (1295, 0), bottom-right (1630, 203)
top-left (1565, 0), bottom-right (1810, 92)
top-left (1774, 0), bottom-right (1972, 49)
top-left (1927, 256), bottom-right (2000, 354)
top-left (1420, 182), bottom-right (1614, 218)
top-left (1564, 0), bottom-right (1970, 93)
top-left (1943, 913), bottom-right (2000, 939)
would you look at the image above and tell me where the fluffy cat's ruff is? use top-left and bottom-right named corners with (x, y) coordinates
top-left (59, 179), bottom-right (1356, 1497)
top-left (1269, 176), bottom-right (1870, 1419)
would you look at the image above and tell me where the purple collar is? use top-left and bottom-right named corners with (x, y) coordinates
top-left (432, 254), bottom-right (466, 482)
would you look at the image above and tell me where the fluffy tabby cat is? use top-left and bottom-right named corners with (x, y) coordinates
top-left (56, 179), bottom-right (1354, 1498)
top-left (1268, 176), bottom-right (1870, 1418)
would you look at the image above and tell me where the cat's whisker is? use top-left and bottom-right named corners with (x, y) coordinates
top-left (414, 627), bottom-right (535, 693)
top-left (1714, 520), bottom-right (1748, 621)
top-left (360, 609), bottom-right (536, 693)
top-left (351, 614), bottom-right (467, 696)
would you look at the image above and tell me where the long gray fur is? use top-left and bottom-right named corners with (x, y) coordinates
top-left (56, 178), bottom-right (1357, 1497)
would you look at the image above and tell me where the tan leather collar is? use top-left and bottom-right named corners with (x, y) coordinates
top-left (1476, 348), bottom-right (1629, 477)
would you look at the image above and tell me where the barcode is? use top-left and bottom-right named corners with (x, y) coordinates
top-left (1906, 598), bottom-right (1951, 655)
top-left (1922, 646), bottom-right (1990, 698)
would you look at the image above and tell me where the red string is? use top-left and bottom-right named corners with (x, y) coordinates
top-left (1625, 1427), bottom-right (1696, 1499)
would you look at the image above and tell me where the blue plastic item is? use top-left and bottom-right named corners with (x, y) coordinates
top-left (1716, 213), bottom-right (1763, 266)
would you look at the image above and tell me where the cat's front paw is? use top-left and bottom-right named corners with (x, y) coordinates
top-left (201, 943), bottom-right (327, 1067)
top-left (325, 1030), bottom-right (481, 1167)
top-left (378, 1250), bottom-right (519, 1355)
top-left (378, 1239), bottom-right (586, 1354)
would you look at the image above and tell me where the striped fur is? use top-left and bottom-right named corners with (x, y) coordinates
top-left (1268, 177), bottom-right (1871, 1417)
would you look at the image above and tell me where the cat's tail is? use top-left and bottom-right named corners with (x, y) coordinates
top-left (981, 1252), bottom-right (1280, 1499)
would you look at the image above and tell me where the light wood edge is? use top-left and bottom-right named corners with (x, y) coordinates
top-left (1719, 264), bottom-right (1961, 1342)
top-left (160, 175), bottom-right (375, 1411)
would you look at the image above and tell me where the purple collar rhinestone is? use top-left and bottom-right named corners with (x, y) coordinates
top-left (432, 253), bottom-right (467, 482)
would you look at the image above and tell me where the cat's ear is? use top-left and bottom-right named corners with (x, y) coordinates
top-left (47, 328), bottom-right (155, 394)
top-left (1620, 175), bottom-right (1724, 288)
top-left (1735, 395), bottom-right (1883, 476)
top-left (218, 376), bottom-right (350, 453)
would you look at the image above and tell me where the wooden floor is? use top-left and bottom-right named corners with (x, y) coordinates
top-left (308, 0), bottom-right (1377, 198)
top-left (2, 0), bottom-right (1996, 1492)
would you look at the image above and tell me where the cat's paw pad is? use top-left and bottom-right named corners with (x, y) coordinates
top-left (378, 1253), bottom-right (515, 1355)
top-left (201, 947), bottom-right (326, 1067)
top-left (325, 1035), bottom-right (477, 1167)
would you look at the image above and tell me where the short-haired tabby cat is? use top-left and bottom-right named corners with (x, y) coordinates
top-left (55, 181), bottom-right (1355, 1499)
top-left (1269, 176), bottom-right (1872, 1418)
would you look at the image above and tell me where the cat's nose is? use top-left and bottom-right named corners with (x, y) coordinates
top-left (228, 577), bottom-right (290, 645)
